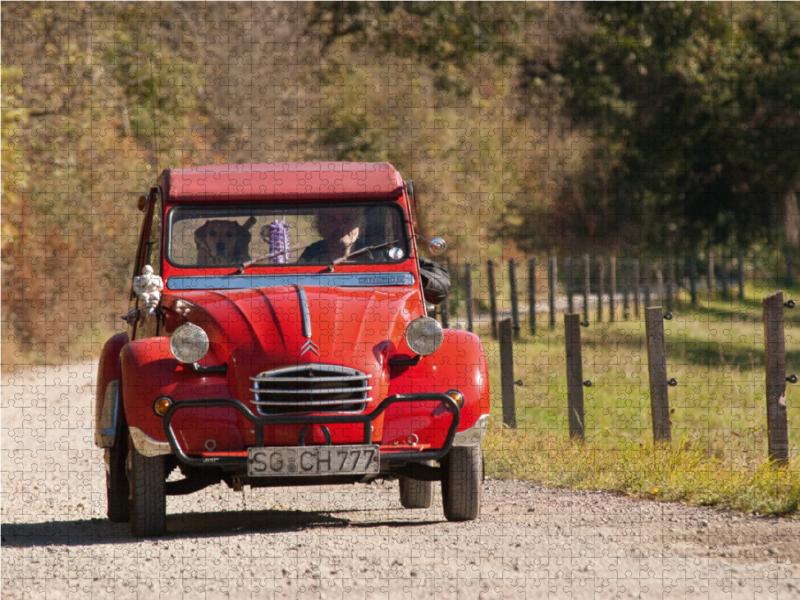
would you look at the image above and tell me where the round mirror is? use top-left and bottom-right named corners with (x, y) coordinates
top-left (428, 237), bottom-right (447, 256)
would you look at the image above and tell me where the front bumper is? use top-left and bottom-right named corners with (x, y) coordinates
top-left (158, 393), bottom-right (462, 470)
top-left (452, 414), bottom-right (489, 447)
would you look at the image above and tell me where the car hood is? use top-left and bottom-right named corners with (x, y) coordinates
top-left (162, 285), bottom-right (423, 402)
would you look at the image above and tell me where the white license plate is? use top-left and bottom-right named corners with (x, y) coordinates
top-left (247, 445), bottom-right (380, 477)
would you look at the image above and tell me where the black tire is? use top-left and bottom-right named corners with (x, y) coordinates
top-left (129, 440), bottom-right (167, 537)
top-left (399, 467), bottom-right (433, 509)
top-left (441, 446), bottom-right (482, 522)
top-left (106, 443), bottom-right (130, 523)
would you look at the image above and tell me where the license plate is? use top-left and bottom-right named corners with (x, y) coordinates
top-left (247, 445), bottom-right (380, 477)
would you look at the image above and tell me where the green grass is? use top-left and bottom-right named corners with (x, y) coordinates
top-left (477, 280), bottom-right (800, 516)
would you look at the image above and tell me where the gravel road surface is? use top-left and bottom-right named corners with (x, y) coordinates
top-left (3, 363), bottom-right (799, 599)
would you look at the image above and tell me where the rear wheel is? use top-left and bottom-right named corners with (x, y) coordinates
top-left (399, 461), bottom-right (434, 509)
top-left (128, 437), bottom-right (167, 537)
top-left (441, 446), bottom-right (482, 522)
top-left (106, 442), bottom-right (130, 523)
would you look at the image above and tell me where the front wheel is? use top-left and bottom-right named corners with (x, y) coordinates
top-left (441, 446), bottom-right (482, 522)
top-left (399, 461), bottom-right (434, 509)
top-left (128, 438), bottom-right (167, 537)
top-left (106, 443), bottom-right (130, 523)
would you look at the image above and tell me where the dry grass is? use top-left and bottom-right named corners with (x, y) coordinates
top-left (484, 425), bottom-right (800, 517)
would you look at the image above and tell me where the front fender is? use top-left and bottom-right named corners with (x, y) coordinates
top-left (383, 330), bottom-right (490, 449)
top-left (120, 338), bottom-right (235, 452)
top-left (95, 332), bottom-right (128, 448)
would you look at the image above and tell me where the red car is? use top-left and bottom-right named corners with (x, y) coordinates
top-left (95, 162), bottom-right (491, 536)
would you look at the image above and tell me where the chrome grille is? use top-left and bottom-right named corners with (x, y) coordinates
top-left (250, 364), bottom-right (372, 415)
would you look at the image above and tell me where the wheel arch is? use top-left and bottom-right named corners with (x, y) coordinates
top-left (95, 332), bottom-right (128, 448)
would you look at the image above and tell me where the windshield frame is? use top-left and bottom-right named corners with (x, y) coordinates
top-left (163, 201), bottom-right (412, 270)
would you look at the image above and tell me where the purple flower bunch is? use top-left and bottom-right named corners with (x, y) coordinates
top-left (265, 219), bottom-right (290, 264)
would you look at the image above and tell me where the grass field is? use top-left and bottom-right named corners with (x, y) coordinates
top-left (477, 281), bottom-right (800, 516)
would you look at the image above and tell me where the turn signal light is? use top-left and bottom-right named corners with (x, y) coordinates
top-left (153, 396), bottom-right (173, 416)
top-left (446, 390), bottom-right (465, 408)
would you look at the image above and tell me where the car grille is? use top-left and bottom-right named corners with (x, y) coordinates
top-left (250, 364), bottom-right (372, 415)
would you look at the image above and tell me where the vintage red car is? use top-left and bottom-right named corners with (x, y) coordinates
top-left (95, 162), bottom-right (490, 536)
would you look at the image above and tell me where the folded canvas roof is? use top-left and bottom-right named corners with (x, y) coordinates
top-left (161, 162), bottom-right (405, 202)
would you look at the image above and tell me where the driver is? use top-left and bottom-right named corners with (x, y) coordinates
top-left (298, 206), bottom-right (369, 264)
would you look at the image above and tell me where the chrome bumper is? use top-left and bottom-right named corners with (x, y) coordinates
top-left (129, 426), bottom-right (172, 457)
top-left (452, 414), bottom-right (489, 447)
top-left (128, 401), bottom-right (487, 460)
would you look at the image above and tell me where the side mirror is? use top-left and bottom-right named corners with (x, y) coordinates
top-left (429, 237), bottom-right (447, 256)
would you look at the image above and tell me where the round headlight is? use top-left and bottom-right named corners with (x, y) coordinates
top-left (405, 316), bottom-right (444, 356)
top-left (170, 323), bottom-right (209, 364)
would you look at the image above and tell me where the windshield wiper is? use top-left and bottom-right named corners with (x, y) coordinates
top-left (236, 243), bottom-right (315, 274)
top-left (327, 240), bottom-right (399, 273)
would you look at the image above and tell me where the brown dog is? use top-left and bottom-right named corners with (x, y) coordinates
top-left (195, 216), bottom-right (257, 266)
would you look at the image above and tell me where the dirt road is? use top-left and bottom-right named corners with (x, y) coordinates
top-left (3, 364), bottom-right (799, 599)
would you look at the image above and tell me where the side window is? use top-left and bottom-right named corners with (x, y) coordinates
top-left (143, 195), bottom-right (162, 274)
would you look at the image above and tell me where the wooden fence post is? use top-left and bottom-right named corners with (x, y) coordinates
top-left (689, 254), bottom-right (698, 307)
top-left (488, 259), bottom-right (498, 339)
top-left (721, 253), bottom-right (731, 301)
top-left (708, 253), bottom-right (715, 302)
top-left (655, 267), bottom-right (663, 308)
top-left (624, 286), bottom-right (631, 321)
top-left (528, 258), bottom-right (536, 335)
top-left (738, 249), bottom-right (745, 301)
top-left (752, 248), bottom-right (759, 294)
top-left (440, 260), bottom-right (450, 329)
top-left (509, 259), bottom-right (520, 340)
top-left (464, 262), bottom-right (474, 333)
top-left (499, 318), bottom-right (517, 429)
top-left (633, 259), bottom-right (641, 318)
top-left (566, 257), bottom-right (574, 314)
top-left (565, 313), bottom-right (585, 441)
top-left (548, 256), bottom-right (557, 330)
top-left (609, 256), bottom-right (617, 323)
top-left (785, 246), bottom-right (793, 288)
top-left (665, 258), bottom-right (674, 313)
top-left (583, 254), bottom-right (591, 320)
top-left (644, 267), bottom-right (651, 310)
top-left (645, 306), bottom-right (671, 443)
top-left (763, 291), bottom-right (789, 463)
top-left (597, 257), bottom-right (605, 324)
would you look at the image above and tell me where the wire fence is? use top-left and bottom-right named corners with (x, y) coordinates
top-left (429, 250), bottom-right (798, 463)
top-left (432, 248), bottom-right (799, 335)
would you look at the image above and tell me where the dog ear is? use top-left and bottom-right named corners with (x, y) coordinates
top-left (233, 220), bottom-right (254, 263)
top-left (194, 220), bottom-right (210, 242)
top-left (194, 220), bottom-right (211, 260)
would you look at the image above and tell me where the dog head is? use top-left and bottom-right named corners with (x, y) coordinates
top-left (194, 217), bottom-right (256, 266)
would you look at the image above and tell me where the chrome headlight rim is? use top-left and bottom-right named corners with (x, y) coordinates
top-left (169, 323), bottom-right (209, 364)
top-left (405, 316), bottom-right (444, 356)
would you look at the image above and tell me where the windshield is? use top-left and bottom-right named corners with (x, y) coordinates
top-left (168, 203), bottom-right (409, 268)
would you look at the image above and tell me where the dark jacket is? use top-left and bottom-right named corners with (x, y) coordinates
top-left (297, 240), bottom-right (371, 264)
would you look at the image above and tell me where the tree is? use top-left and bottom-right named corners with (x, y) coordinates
top-left (549, 2), bottom-right (800, 251)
